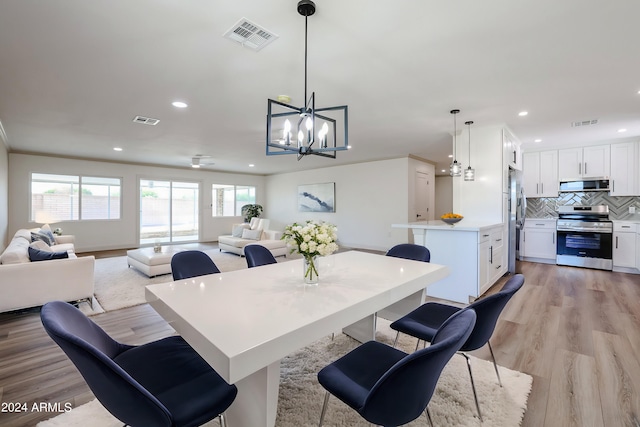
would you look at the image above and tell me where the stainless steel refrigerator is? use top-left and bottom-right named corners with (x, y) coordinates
top-left (508, 167), bottom-right (526, 274)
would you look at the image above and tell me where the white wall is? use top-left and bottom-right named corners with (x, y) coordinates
top-left (453, 125), bottom-right (505, 222)
top-left (7, 153), bottom-right (429, 253)
top-left (265, 158), bottom-right (414, 252)
top-left (8, 153), bottom-right (265, 252)
top-left (435, 176), bottom-right (453, 217)
top-left (0, 140), bottom-right (8, 251)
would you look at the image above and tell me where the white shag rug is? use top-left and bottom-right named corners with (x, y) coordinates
top-left (79, 249), bottom-right (293, 315)
top-left (38, 320), bottom-right (532, 427)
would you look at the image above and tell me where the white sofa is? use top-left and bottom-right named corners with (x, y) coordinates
top-left (0, 228), bottom-right (95, 313)
top-left (217, 219), bottom-right (288, 257)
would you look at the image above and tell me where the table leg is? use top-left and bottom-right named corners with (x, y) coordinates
top-left (342, 313), bottom-right (376, 342)
top-left (226, 360), bottom-right (281, 427)
top-left (377, 289), bottom-right (425, 322)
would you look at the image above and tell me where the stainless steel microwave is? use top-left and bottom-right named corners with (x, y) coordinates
top-left (559, 178), bottom-right (610, 193)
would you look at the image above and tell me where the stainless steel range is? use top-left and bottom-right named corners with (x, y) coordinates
top-left (556, 205), bottom-right (613, 270)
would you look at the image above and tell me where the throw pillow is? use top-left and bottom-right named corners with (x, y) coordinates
top-left (241, 228), bottom-right (262, 240)
top-left (30, 240), bottom-right (53, 252)
top-left (40, 224), bottom-right (57, 244)
top-left (31, 231), bottom-right (54, 246)
top-left (232, 224), bottom-right (250, 238)
top-left (28, 246), bottom-right (69, 262)
top-left (249, 217), bottom-right (259, 230)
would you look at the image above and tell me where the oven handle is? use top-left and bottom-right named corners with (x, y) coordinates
top-left (556, 227), bottom-right (612, 233)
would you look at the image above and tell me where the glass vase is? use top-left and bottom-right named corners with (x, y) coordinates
top-left (303, 255), bottom-right (319, 285)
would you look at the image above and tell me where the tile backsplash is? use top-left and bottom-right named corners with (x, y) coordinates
top-left (526, 193), bottom-right (640, 220)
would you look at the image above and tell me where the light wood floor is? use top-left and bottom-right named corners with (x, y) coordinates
top-left (1, 260), bottom-right (640, 426)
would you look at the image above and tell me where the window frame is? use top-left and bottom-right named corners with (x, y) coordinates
top-left (30, 172), bottom-right (123, 222)
top-left (211, 184), bottom-right (257, 217)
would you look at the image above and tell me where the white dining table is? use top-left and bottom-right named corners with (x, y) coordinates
top-left (145, 250), bottom-right (449, 427)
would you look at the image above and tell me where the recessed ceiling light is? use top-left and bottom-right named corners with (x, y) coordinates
top-left (534, 139), bottom-right (542, 143)
top-left (518, 111), bottom-right (528, 117)
top-left (441, 169), bottom-right (446, 173)
top-left (249, 164), bottom-right (255, 167)
top-left (172, 101), bottom-right (188, 108)
top-left (448, 154), bottom-right (453, 158)
top-left (618, 128), bottom-right (627, 133)
top-left (191, 164), bottom-right (200, 168)
top-left (113, 147), bottom-right (123, 151)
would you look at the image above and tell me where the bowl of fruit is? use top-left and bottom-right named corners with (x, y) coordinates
top-left (441, 213), bottom-right (463, 225)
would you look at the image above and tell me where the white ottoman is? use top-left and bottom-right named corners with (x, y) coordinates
top-left (126, 247), bottom-right (184, 277)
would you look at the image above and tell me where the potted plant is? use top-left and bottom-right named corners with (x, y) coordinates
top-left (241, 204), bottom-right (263, 223)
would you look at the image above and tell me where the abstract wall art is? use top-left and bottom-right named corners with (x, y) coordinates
top-left (298, 182), bottom-right (335, 212)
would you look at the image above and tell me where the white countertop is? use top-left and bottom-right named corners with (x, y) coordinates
top-left (392, 220), bottom-right (503, 232)
top-left (612, 219), bottom-right (640, 224)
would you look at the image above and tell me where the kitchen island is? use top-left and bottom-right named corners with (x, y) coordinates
top-left (393, 220), bottom-right (506, 303)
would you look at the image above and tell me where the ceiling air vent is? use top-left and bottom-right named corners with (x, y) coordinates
top-left (571, 119), bottom-right (598, 127)
top-left (132, 116), bottom-right (160, 126)
top-left (223, 18), bottom-right (279, 51)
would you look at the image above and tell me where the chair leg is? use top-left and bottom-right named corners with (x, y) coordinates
top-left (415, 338), bottom-right (421, 352)
top-left (393, 331), bottom-right (400, 348)
top-left (487, 341), bottom-right (502, 387)
top-left (460, 352), bottom-right (483, 422)
top-left (318, 391), bottom-right (330, 427)
top-left (218, 413), bottom-right (227, 427)
top-left (425, 406), bottom-right (434, 427)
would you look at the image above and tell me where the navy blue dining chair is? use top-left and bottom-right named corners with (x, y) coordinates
top-left (389, 273), bottom-right (525, 421)
top-left (244, 244), bottom-right (277, 268)
top-left (40, 301), bottom-right (237, 427)
top-left (317, 308), bottom-right (477, 427)
top-left (171, 250), bottom-right (221, 280)
top-left (385, 243), bottom-right (431, 263)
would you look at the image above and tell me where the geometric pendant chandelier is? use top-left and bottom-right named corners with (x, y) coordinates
top-left (266, 0), bottom-right (349, 160)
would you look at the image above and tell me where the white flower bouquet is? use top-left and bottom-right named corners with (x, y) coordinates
top-left (282, 220), bottom-right (339, 283)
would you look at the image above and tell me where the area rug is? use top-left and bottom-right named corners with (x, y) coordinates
top-left (38, 320), bottom-right (532, 427)
top-left (79, 249), bottom-right (295, 315)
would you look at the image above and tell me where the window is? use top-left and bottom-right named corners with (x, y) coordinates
top-left (139, 180), bottom-right (199, 244)
top-left (31, 173), bottom-right (121, 221)
top-left (212, 184), bottom-right (256, 217)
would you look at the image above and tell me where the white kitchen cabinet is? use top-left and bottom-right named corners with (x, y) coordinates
top-left (637, 231), bottom-right (640, 272)
top-left (478, 233), bottom-right (490, 294)
top-left (489, 227), bottom-right (506, 285)
top-left (522, 219), bottom-right (557, 262)
top-left (522, 150), bottom-right (558, 198)
top-left (613, 223), bottom-right (636, 269)
top-left (610, 142), bottom-right (636, 196)
top-left (503, 129), bottom-right (522, 171)
top-left (558, 145), bottom-right (610, 180)
top-left (477, 226), bottom-right (506, 295)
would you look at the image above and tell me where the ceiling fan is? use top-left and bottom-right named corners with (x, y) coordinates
top-left (191, 155), bottom-right (214, 168)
